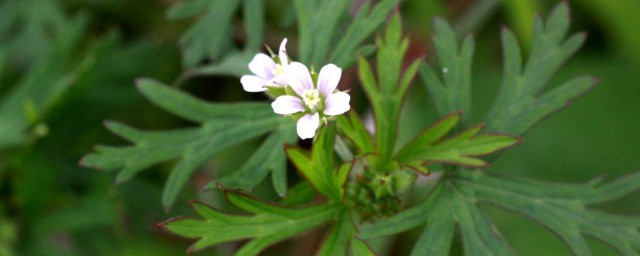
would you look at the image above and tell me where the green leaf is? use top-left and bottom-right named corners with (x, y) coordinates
top-left (294, 0), bottom-right (399, 68)
top-left (329, 0), bottom-right (400, 68)
top-left (0, 13), bottom-right (91, 150)
top-left (212, 124), bottom-right (297, 197)
top-left (395, 113), bottom-right (521, 168)
top-left (174, 0), bottom-right (264, 79)
top-left (242, 0), bottom-right (265, 51)
top-left (358, 182), bottom-right (447, 239)
top-left (286, 125), bottom-right (351, 201)
top-left (420, 17), bottom-right (475, 124)
top-left (0, 0), bottom-right (67, 65)
top-left (319, 213), bottom-right (375, 256)
top-left (360, 180), bottom-right (513, 255)
top-left (450, 185), bottom-right (515, 256)
top-left (485, 3), bottom-right (597, 135)
top-left (81, 79), bottom-right (291, 210)
top-left (455, 170), bottom-right (640, 256)
top-left (161, 194), bottom-right (341, 254)
top-left (410, 186), bottom-right (455, 256)
top-left (168, 0), bottom-right (242, 67)
top-left (294, 0), bottom-right (350, 66)
top-left (358, 13), bottom-right (421, 167)
top-left (336, 112), bottom-right (374, 155)
top-left (180, 51), bottom-right (253, 79)
top-left (318, 213), bottom-right (352, 256)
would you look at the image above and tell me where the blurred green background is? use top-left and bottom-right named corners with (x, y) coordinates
top-left (0, 0), bottom-right (638, 255)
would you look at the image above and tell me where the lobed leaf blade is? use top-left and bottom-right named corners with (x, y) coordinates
top-left (454, 170), bottom-right (640, 256)
top-left (485, 3), bottom-right (596, 135)
top-left (82, 80), bottom-right (290, 210)
top-left (395, 113), bottom-right (521, 168)
top-left (161, 198), bottom-right (340, 254)
top-left (421, 18), bottom-right (475, 124)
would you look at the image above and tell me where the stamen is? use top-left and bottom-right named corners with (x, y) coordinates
top-left (302, 89), bottom-right (321, 110)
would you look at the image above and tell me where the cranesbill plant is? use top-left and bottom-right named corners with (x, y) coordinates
top-left (82, 1), bottom-right (640, 255)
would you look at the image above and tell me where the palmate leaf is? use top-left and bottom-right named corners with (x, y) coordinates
top-left (360, 170), bottom-right (640, 255)
top-left (81, 79), bottom-right (294, 210)
top-left (485, 3), bottom-right (597, 135)
top-left (294, 0), bottom-right (399, 68)
top-left (395, 112), bottom-right (521, 170)
top-left (423, 3), bottom-right (596, 134)
top-left (359, 180), bottom-right (514, 256)
top-left (455, 170), bottom-right (640, 256)
top-left (167, 0), bottom-right (262, 71)
top-left (161, 193), bottom-right (341, 254)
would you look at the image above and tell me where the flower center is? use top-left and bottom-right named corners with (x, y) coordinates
top-left (274, 64), bottom-right (284, 75)
top-left (302, 89), bottom-right (321, 110)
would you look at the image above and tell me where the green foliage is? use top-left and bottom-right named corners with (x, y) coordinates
top-left (358, 13), bottom-right (421, 166)
top-left (167, 0), bottom-right (241, 67)
top-left (356, 3), bottom-right (640, 256)
top-left (420, 18), bottom-right (475, 124)
top-left (81, 79), bottom-right (295, 210)
top-left (287, 125), bottom-right (351, 202)
top-left (295, 0), bottom-right (399, 68)
top-left (168, 0), bottom-right (265, 80)
top-left (62, 1), bottom-right (639, 255)
top-left (485, 3), bottom-right (596, 135)
top-left (456, 170), bottom-right (640, 256)
top-left (0, 0), bottom-right (67, 65)
top-left (161, 194), bottom-right (341, 254)
top-left (0, 14), bottom-right (91, 151)
top-left (319, 212), bottom-right (375, 256)
top-left (211, 124), bottom-right (297, 197)
top-left (395, 113), bottom-right (521, 169)
top-left (336, 112), bottom-right (375, 155)
top-left (360, 170), bottom-right (640, 256)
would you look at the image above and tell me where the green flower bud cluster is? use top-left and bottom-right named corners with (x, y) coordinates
top-left (347, 169), bottom-right (416, 221)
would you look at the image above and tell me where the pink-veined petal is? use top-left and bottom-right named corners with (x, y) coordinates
top-left (248, 53), bottom-right (276, 80)
top-left (297, 113), bottom-right (320, 139)
top-left (240, 75), bottom-right (267, 92)
top-left (287, 62), bottom-right (314, 96)
top-left (271, 95), bottom-right (305, 114)
top-left (278, 38), bottom-right (288, 67)
top-left (317, 64), bottom-right (342, 97)
top-left (323, 92), bottom-right (350, 116)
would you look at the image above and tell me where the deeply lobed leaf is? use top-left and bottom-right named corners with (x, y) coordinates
top-left (295, 0), bottom-right (399, 68)
top-left (420, 17), bottom-right (475, 124)
top-left (359, 181), bottom-right (514, 256)
top-left (161, 194), bottom-right (341, 254)
top-left (357, 13), bottom-right (422, 167)
top-left (81, 79), bottom-right (293, 210)
top-left (455, 170), bottom-right (640, 256)
top-left (485, 3), bottom-right (597, 135)
top-left (395, 113), bottom-right (521, 169)
top-left (168, 0), bottom-right (242, 67)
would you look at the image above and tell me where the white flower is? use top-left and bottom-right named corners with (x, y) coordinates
top-left (240, 38), bottom-right (290, 92)
top-left (271, 62), bottom-right (350, 139)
